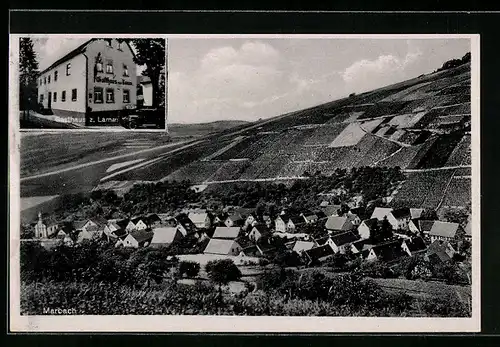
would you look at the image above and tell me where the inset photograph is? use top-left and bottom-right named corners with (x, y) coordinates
top-left (19, 36), bottom-right (166, 130)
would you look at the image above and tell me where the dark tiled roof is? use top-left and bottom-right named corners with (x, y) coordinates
top-left (288, 215), bottom-right (305, 225)
top-left (129, 229), bottom-right (154, 243)
top-left (405, 237), bottom-right (427, 252)
top-left (362, 218), bottom-right (379, 230)
top-left (371, 240), bottom-right (407, 262)
top-left (391, 208), bottom-right (411, 219)
top-left (305, 244), bottom-right (335, 261)
top-left (418, 220), bottom-right (435, 233)
top-left (330, 231), bottom-right (359, 246)
top-left (322, 205), bottom-right (342, 217)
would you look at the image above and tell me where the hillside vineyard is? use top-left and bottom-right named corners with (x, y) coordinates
top-left (105, 62), bottom-right (471, 212)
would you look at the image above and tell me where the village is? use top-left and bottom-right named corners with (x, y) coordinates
top-left (25, 191), bottom-right (472, 281)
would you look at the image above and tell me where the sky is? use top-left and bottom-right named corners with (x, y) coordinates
top-left (32, 37), bottom-right (145, 74)
top-left (168, 38), bottom-right (471, 124)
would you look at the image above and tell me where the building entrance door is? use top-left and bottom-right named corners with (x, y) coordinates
top-left (47, 92), bottom-right (52, 110)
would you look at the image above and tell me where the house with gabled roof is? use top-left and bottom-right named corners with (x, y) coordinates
top-left (321, 204), bottom-right (342, 217)
top-left (300, 211), bottom-right (318, 224)
top-left (122, 229), bottom-right (153, 248)
top-left (329, 231), bottom-right (360, 254)
top-left (425, 239), bottom-right (456, 263)
top-left (145, 213), bottom-right (162, 227)
top-left (188, 211), bottom-right (212, 229)
top-left (287, 215), bottom-right (305, 232)
top-left (248, 225), bottom-right (272, 242)
top-left (204, 238), bottom-right (242, 256)
top-left (77, 224), bottom-right (102, 243)
top-left (274, 214), bottom-right (289, 233)
top-left (370, 207), bottom-right (393, 221)
top-left (212, 226), bottom-right (241, 240)
top-left (425, 221), bottom-right (463, 242)
top-left (292, 240), bottom-right (316, 254)
top-left (225, 213), bottom-right (245, 227)
top-left (345, 211), bottom-right (361, 226)
top-left (150, 227), bottom-right (183, 247)
top-left (174, 213), bottom-right (197, 236)
top-left (386, 208), bottom-right (413, 230)
top-left (357, 218), bottom-right (379, 240)
top-left (401, 237), bottom-right (427, 256)
top-left (366, 240), bottom-right (408, 263)
top-left (303, 245), bottom-right (336, 265)
top-left (325, 216), bottom-right (354, 233)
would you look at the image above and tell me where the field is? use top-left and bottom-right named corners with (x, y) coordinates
top-left (414, 131), bottom-right (465, 169)
top-left (390, 170), bottom-right (455, 209)
top-left (441, 177), bottom-right (471, 208)
top-left (21, 131), bottom-right (176, 177)
top-left (372, 278), bottom-right (471, 301)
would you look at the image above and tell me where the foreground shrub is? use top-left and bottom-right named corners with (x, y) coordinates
top-left (178, 261), bottom-right (200, 278)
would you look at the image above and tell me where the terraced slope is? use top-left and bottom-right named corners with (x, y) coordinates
top-left (102, 63), bottom-right (472, 210)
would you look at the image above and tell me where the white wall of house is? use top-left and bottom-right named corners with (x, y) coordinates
top-left (275, 218), bottom-right (287, 232)
top-left (38, 54), bottom-right (87, 114)
top-left (86, 39), bottom-right (137, 112)
top-left (123, 234), bottom-right (139, 248)
top-left (357, 222), bottom-right (371, 239)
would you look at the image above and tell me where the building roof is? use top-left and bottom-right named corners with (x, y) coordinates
top-left (404, 237), bottom-right (427, 252)
top-left (73, 220), bottom-right (89, 230)
top-left (418, 220), bottom-right (435, 233)
top-left (410, 208), bottom-right (425, 219)
top-left (188, 212), bottom-right (209, 225)
top-left (370, 240), bottom-right (408, 262)
top-left (292, 241), bottom-right (316, 253)
top-left (361, 218), bottom-right (379, 230)
top-left (251, 225), bottom-right (272, 236)
top-left (129, 229), bottom-right (154, 243)
top-left (89, 216), bottom-right (108, 227)
top-left (330, 231), bottom-right (359, 246)
top-left (426, 240), bottom-right (455, 263)
top-left (39, 38), bottom-right (136, 75)
top-left (304, 244), bottom-right (335, 261)
top-left (175, 213), bottom-right (197, 233)
top-left (204, 239), bottom-right (240, 255)
top-left (302, 213), bottom-right (318, 222)
top-left (138, 75), bottom-right (152, 85)
top-left (325, 216), bottom-right (353, 231)
top-left (288, 215), bottom-right (305, 226)
top-left (151, 227), bottom-right (180, 244)
top-left (212, 226), bottom-right (240, 240)
top-left (130, 216), bottom-right (146, 225)
top-left (321, 204), bottom-right (342, 217)
top-left (465, 219), bottom-right (472, 237)
top-left (226, 213), bottom-right (244, 223)
top-left (257, 243), bottom-right (276, 255)
top-left (391, 208), bottom-right (411, 220)
top-left (145, 213), bottom-right (162, 224)
top-left (371, 207), bottom-right (393, 220)
top-left (428, 221), bottom-right (460, 238)
top-left (314, 210), bottom-right (327, 220)
top-left (241, 245), bottom-right (261, 257)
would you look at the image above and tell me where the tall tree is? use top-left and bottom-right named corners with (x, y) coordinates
top-left (19, 37), bottom-right (39, 113)
top-left (129, 39), bottom-right (165, 108)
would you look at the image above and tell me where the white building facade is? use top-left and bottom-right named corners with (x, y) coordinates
top-left (37, 38), bottom-right (137, 125)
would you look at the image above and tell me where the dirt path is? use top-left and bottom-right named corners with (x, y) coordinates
top-left (403, 165), bottom-right (470, 173)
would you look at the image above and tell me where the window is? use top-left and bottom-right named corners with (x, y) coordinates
top-left (48, 75), bottom-right (51, 84)
top-left (106, 88), bottom-right (115, 103)
top-left (94, 87), bottom-right (103, 103)
top-left (61, 90), bottom-right (66, 102)
top-left (53, 92), bottom-right (57, 102)
top-left (118, 41), bottom-right (123, 50)
top-left (106, 60), bottom-right (114, 74)
top-left (123, 64), bottom-right (129, 77)
top-left (105, 39), bottom-right (112, 47)
top-left (66, 63), bottom-right (71, 76)
top-left (71, 88), bottom-right (77, 101)
top-left (54, 71), bottom-right (58, 81)
top-left (44, 77), bottom-right (46, 84)
top-left (123, 89), bottom-right (130, 103)
top-left (39, 94), bottom-right (44, 103)
top-left (39, 78), bottom-right (42, 86)
top-left (96, 61), bottom-right (103, 72)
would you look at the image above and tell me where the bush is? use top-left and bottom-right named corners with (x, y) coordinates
top-left (178, 260), bottom-right (200, 278)
top-left (205, 259), bottom-right (242, 286)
